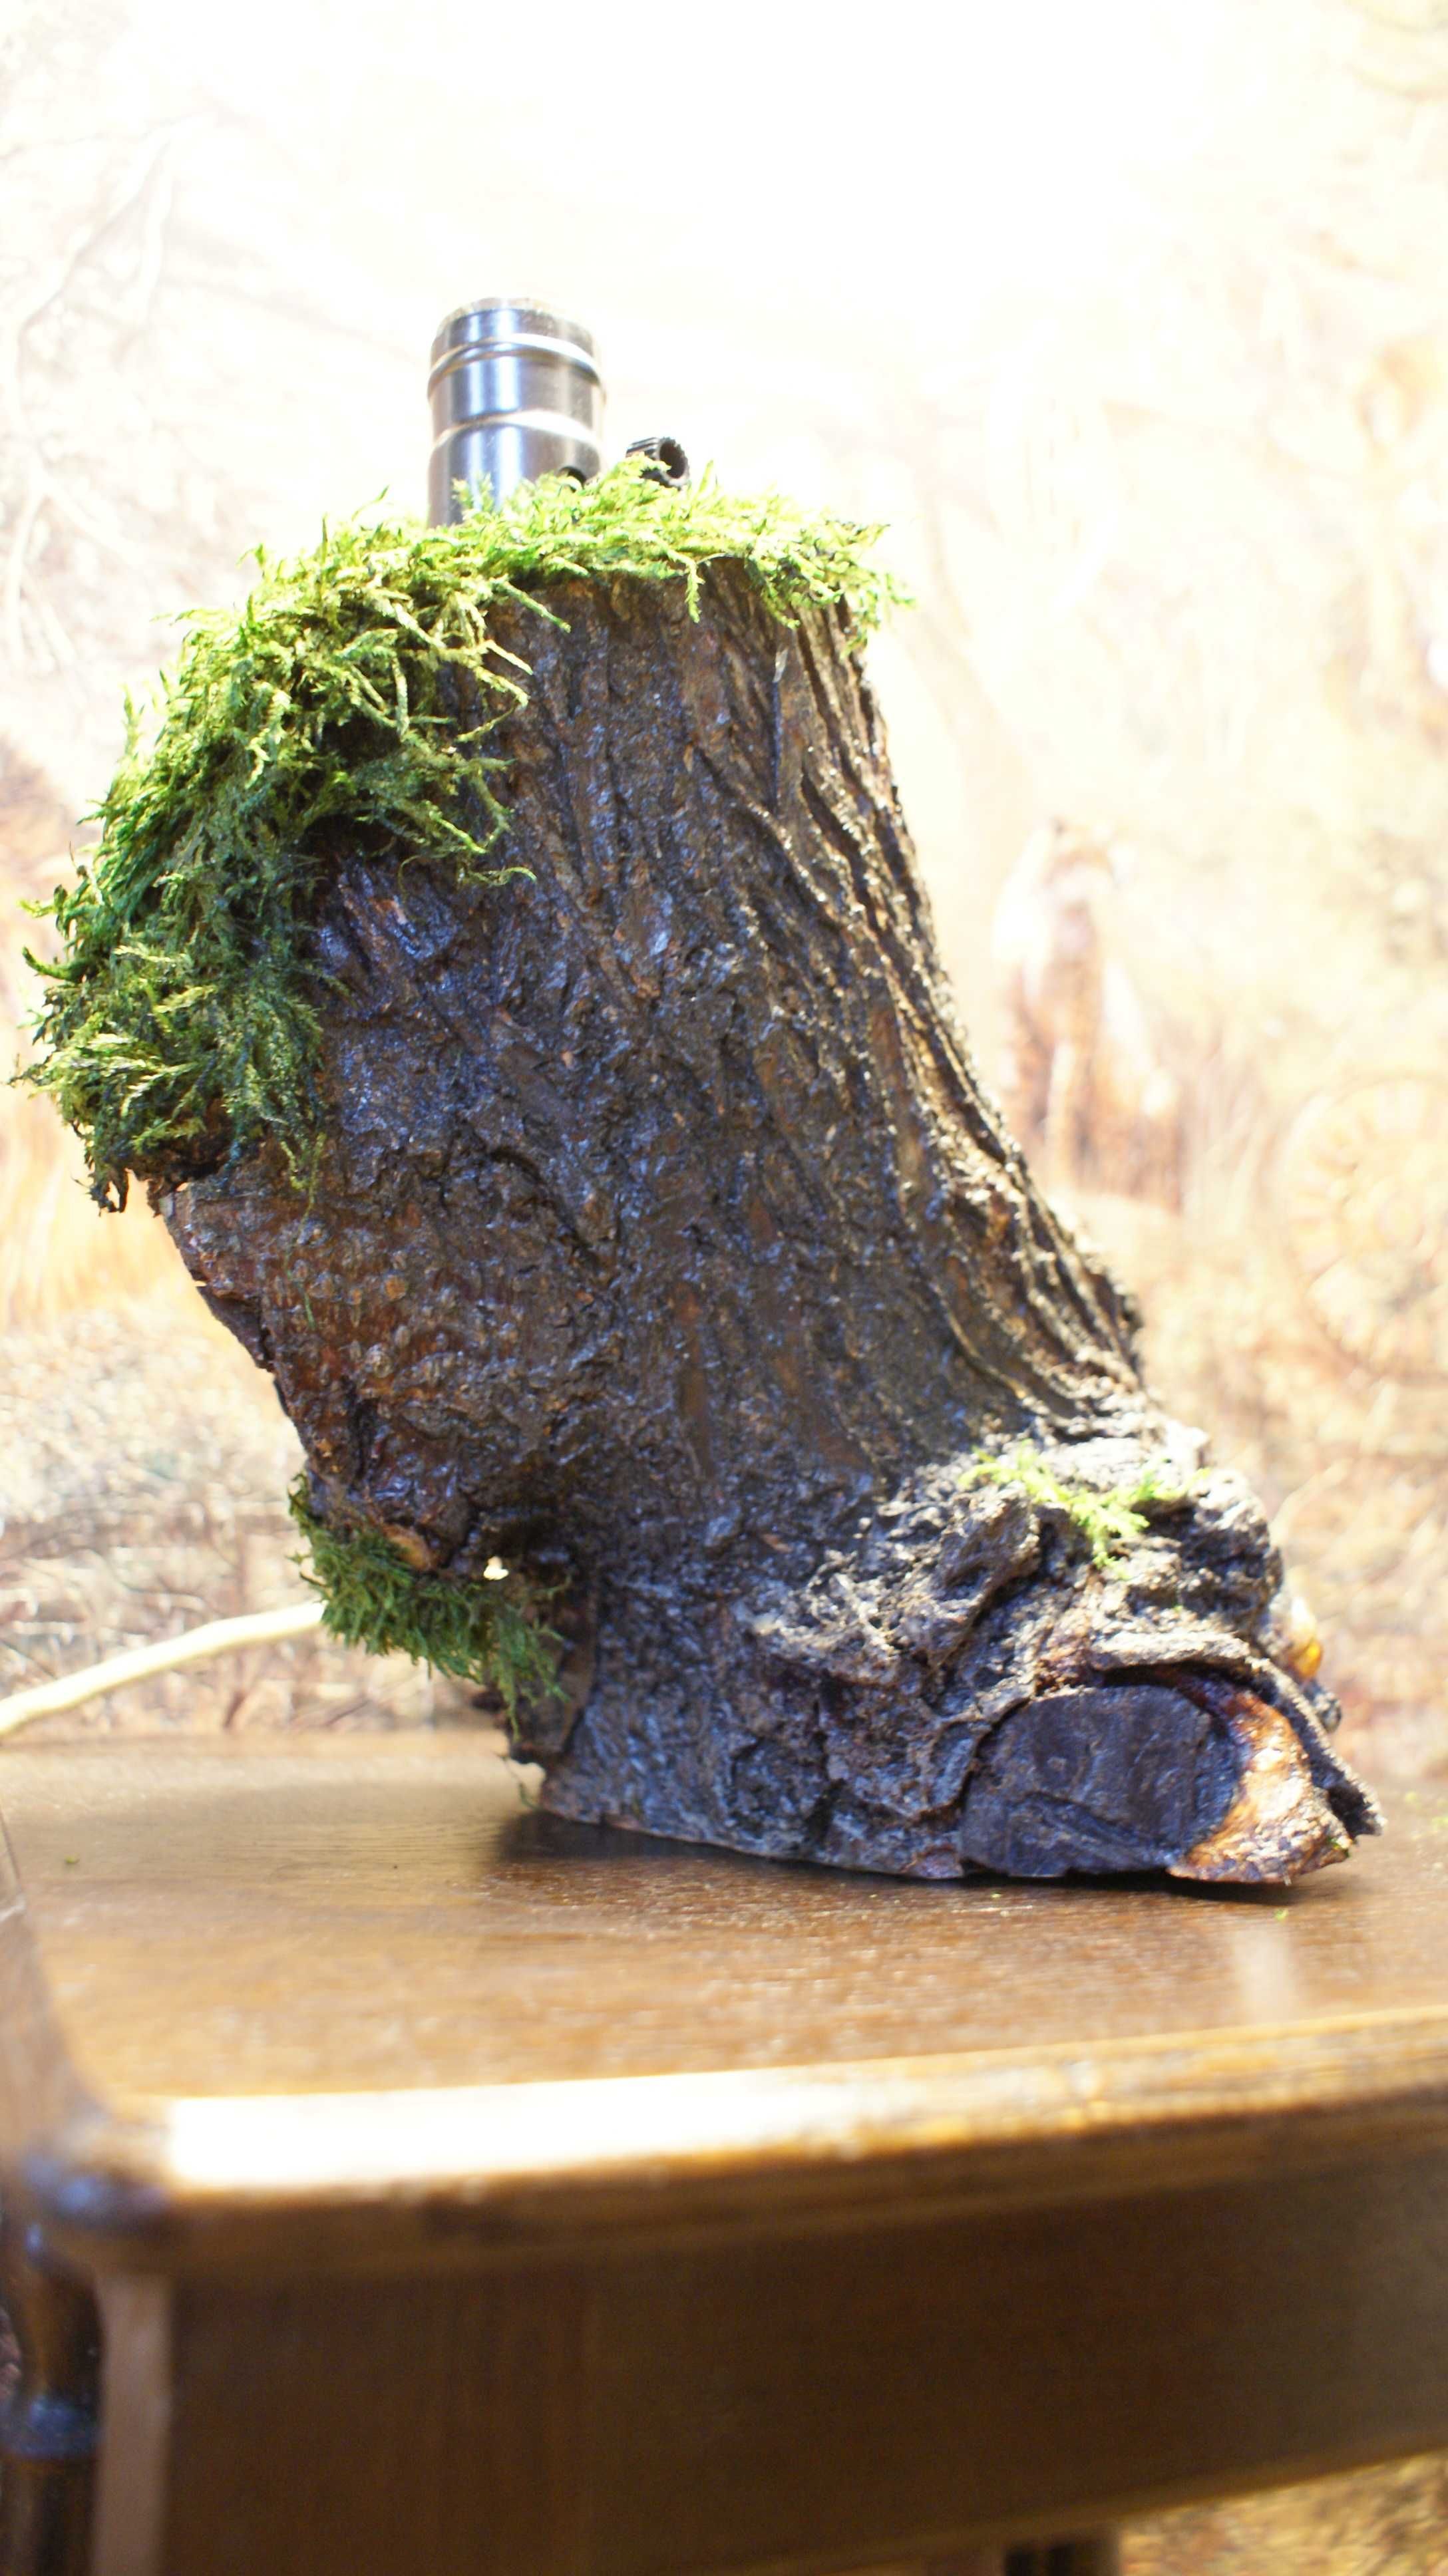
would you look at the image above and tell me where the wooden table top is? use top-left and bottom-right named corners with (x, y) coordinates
top-left (1, 1734), bottom-right (1445, 2277)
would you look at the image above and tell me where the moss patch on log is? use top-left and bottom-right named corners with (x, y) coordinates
top-left (964, 1447), bottom-right (1192, 1569)
top-left (288, 1478), bottom-right (562, 1718)
top-left (21, 460), bottom-right (904, 1209)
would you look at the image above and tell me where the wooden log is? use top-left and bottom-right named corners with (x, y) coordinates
top-left (163, 564), bottom-right (1377, 1881)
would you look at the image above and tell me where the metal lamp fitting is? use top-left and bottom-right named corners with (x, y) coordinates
top-left (427, 299), bottom-right (603, 521)
top-left (427, 299), bottom-right (690, 520)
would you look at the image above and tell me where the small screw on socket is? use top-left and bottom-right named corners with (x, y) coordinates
top-left (626, 436), bottom-right (690, 488)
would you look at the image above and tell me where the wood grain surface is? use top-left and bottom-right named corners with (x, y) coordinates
top-left (1, 1736), bottom-right (1445, 2573)
top-left (128, 2152), bottom-right (1448, 2575)
top-left (0, 1736), bottom-right (1443, 2268)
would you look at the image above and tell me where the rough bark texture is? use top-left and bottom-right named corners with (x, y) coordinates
top-left (162, 566), bottom-right (1377, 1881)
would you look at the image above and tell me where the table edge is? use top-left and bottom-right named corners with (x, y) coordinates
top-left (15, 2000), bottom-right (1448, 2277)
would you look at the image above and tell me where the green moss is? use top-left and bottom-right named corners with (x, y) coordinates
top-left (288, 1479), bottom-right (564, 1718)
top-left (964, 1447), bottom-right (1189, 1569)
top-left (22, 460), bottom-right (906, 1208)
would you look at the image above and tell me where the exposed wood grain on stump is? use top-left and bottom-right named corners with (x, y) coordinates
top-left (161, 565), bottom-right (1377, 1881)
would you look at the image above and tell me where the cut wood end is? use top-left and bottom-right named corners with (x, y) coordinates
top-left (1171, 1690), bottom-right (1352, 1886)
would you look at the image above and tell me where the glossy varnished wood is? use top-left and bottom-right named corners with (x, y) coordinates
top-left (1, 1736), bottom-right (1445, 2574)
top-left (4, 1736), bottom-right (1441, 2105)
top-left (121, 2147), bottom-right (1448, 2575)
top-left (2, 1737), bottom-right (1446, 2257)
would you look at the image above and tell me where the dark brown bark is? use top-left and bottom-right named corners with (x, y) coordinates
top-left (163, 565), bottom-right (1376, 1881)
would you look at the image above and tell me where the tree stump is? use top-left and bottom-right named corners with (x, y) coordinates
top-left (163, 565), bottom-right (1377, 1881)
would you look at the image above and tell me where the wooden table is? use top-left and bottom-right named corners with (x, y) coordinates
top-left (1, 1736), bottom-right (1446, 2576)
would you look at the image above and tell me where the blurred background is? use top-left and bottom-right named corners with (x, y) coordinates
top-left (3, 3), bottom-right (1447, 2555)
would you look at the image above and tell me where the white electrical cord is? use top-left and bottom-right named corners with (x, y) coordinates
top-left (0, 1600), bottom-right (326, 1740)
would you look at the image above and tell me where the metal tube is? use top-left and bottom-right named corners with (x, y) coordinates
top-left (427, 298), bottom-right (604, 521)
